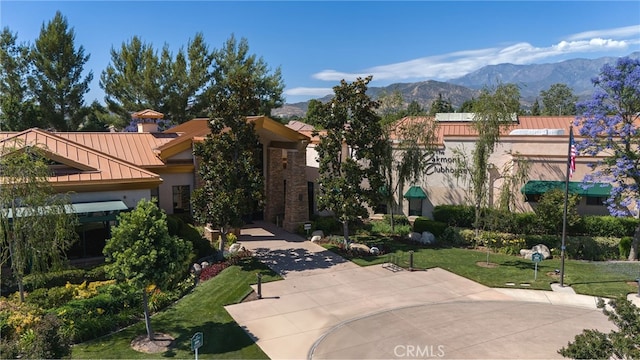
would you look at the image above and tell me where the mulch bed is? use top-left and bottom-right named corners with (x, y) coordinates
top-left (476, 261), bottom-right (499, 268)
top-left (131, 333), bottom-right (175, 354)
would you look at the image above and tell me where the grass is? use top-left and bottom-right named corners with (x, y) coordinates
top-left (323, 241), bottom-right (639, 299)
top-left (71, 257), bottom-right (279, 359)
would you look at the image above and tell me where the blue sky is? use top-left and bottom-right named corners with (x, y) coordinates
top-left (2, 1), bottom-right (639, 105)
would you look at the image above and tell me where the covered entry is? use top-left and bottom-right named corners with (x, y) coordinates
top-left (404, 186), bottom-right (427, 216)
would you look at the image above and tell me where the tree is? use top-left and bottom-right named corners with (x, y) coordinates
top-left (0, 144), bottom-right (78, 302)
top-left (377, 89), bottom-right (404, 125)
top-left (559, 297), bottom-right (640, 359)
top-left (162, 33), bottom-right (214, 123)
top-left (458, 98), bottom-right (477, 112)
top-left (530, 98), bottom-right (541, 115)
top-left (100, 36), bottom-right (165, 126)
top-left (192, 34), bottom-right (282, 254)
top-left (29, 11), bottom-right (92, 131)
top-left (495, 154), bottom-right (530, 212)
top-left (76, 100), bottom-right (120, 131)
top-left (381, 116), bottom-right (438, 230)
top-left (540, 83), bottom-right (578, 116)
top-left (314, 76), bottom-right (386, 243)
top-left (102, 198), bottom-right (192, 341)
top-left (453, 83), bottom-right (521, 236)
top-left (305, 99), bottom-right (325, 128)
top-left (428, 93), bottom-right (454, 115)
top-left (0, 28), bottom-right (41, 131)
top-left (534, 188), bottom-right (580, 235)
top-left (406, 100), bottom-right (425, 116)
top-left (574, 56), bottom-right (640, 261)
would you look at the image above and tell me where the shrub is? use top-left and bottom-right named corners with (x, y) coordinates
top-left (432, 205), bottom-right (474, 227)
top-left (23, 313), bottom-right (71, 359)
top-left (413, 217), bottom-right (447, 237)
top-left (370, 220), bottom-right (411, 237)
top-left (619, 236), bottom-right (632, 260)
top-left (440, 227), bottom-right (473, 247)
top-left (313, 215), bottom-right (341, 234)
top-left (565, 236), bottom-right (619, 261)
top-left (382, 214), bottom-right (410, 226)
top-left (577, 216), bottom-right (639, 237)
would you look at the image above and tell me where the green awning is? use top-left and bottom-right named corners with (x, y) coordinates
top-left (5, 200), bottom-right (128, 221)
top-left (404, 186), bottom-right (427, 199)
top-left (521, 181), bottom-right (611, 197)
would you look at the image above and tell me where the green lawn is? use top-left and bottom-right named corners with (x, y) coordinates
top-left (71, 258), bottom-right (279, 359)
top-left (324, 243), bottom-right (639, 298)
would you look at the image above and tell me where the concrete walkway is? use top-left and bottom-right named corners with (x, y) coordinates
top-left (225, 221), bottom-right (636, 360)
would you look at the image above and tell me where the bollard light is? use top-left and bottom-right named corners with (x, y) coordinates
top-left (257, 273), bottom-right (263, 299)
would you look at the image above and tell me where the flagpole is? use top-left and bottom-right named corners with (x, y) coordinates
top-left (560, 125), bottom-right (573, 287)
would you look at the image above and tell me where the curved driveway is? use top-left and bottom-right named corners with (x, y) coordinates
top-left (225, 222), bottom-right (618, 359)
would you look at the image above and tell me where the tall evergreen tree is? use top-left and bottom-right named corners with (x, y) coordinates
top-left (29, 11), bottom-right (92, 131)
top-left (191, 35), bottom-right (283, 254)
top-left (428, 93), bottom-right (454, 115)
top-left (313, 76), bottom-right (386, 243)
top-left (0, 28), bottom-right (41, 131)
top-left (100, 36), bottom-right (163, 127)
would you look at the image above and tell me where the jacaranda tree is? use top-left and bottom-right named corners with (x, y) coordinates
top-left (574, 56), bottom-right (640, 261)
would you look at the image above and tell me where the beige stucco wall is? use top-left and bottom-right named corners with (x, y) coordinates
top-left (156, 172), bottom-right (195, 214)
top-left (388, 135), bottom-right (610, 219)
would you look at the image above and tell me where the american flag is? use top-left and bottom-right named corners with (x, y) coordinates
top-left (569, 126), bottom-right (576, 177)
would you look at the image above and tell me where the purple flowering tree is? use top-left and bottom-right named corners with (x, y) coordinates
top-left (574, 56), bottom-right (640, 261)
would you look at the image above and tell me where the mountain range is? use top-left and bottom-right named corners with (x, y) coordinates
top-left (272, 51), bottom-right (640, 119)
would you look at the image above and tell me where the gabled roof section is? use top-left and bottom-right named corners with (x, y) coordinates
top-left (132, 109), bottom-right (164, 119)
top-left (0, 128), bottom-right (162, 190)
top-left (157, 116), bottom-right (310, 160)
top-left (57, 132), bottom-right (176, 167)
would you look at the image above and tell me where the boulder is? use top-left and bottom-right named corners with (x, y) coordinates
top-left (190, 263), bottom-right (202, 274)
top-left (310, 235), bottom-right (322, 242)
top-left (311, 230), bottom-right (324, 238)
top-left (229, 243), bottom-right (242, 253)
top-left (408, 232), bottom-right (422, 242)
top-left (420, 231), bottom-right (436, 245)
top-left (349, 243), bottom-right (371, 253)
top-left (520, 244), bottom-right (552, 259)
top-left (370, 246), bottom-right (380, 255)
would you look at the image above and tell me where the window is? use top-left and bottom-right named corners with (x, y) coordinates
top-left (172, 185), bottom-right (191, 213)
top-left (586, 196), bottom-right (606, 206)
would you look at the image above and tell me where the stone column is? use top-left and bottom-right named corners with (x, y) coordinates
top-left (265, 147), bottom-right (285, 225)
top-left (283, 147), bottom-right (309, 232)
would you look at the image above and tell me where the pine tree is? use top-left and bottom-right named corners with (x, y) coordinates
top-left (29, 11), bottom-right (92, 131)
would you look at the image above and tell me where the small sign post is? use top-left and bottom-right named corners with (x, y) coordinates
top-left (304, 222), bottom-right (312, 238)
top-left (191, 332), bottom-right (203, 360)
top-left (531, 252), bottom-right (543, 280)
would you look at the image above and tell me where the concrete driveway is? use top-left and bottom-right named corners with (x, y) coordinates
top-left (225, 222), bottom-right (617, 359)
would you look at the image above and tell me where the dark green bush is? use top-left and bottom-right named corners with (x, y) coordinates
top-left (565, 236), bottom-right (619, 261)
top-left (619, 237), bottom-right (632, 259)
top-left (576, 216), bottom-right (639, 237)
top-left (440, 227), bottom-right (473, 247)
top-left (22, 269), bottom-right (86, 292)
top-left (312, 215), bottom-right (341, 234)
top-left (522, 234), bottom-right (561, 250)
top-left (413, 217), bottom-right (447, 237)
top-left (382, 214), bottom-right (409, 226)
top-left (513, 212), bottom-right (540, 235)
top-left (432, 205), bottom-right (474, 227)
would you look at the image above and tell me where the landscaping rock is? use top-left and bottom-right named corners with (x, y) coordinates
top-left (520, 244), bottom-right (552, 259)
top-left (370, 246), bottom-right (380, 255)
top-left (408, 232), bottom-right (422, 242)
top-left (420, 231), bottom-right (436, 245)
top-left (229, 243), bottom-right (242, 253)
top-left (310, 235), bottom-right (322, 242)
top-left (190, 263), bottom-right (202, 274)
top-left (312, 230), bottom-right (324, 238)
top-left (349, 243), bottom-right (371, 253)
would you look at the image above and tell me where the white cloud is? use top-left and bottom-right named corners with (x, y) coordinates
top-left (566, 25), bottom-right (640, 41)
top-left (310, 25), bottom-right (640, 84)
top-left (284, 87), bottom-right (334, 97)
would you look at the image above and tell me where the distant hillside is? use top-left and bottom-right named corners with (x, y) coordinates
top-left (272, 52), bottom-right (639, 119)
